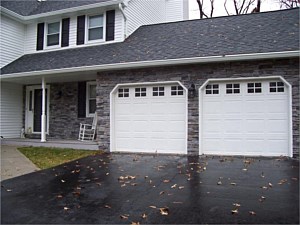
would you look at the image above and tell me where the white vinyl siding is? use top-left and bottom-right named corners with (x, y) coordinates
top-left (0, 82), bottom-right (23, 138)
top-left (24, 23), bottom-right (37, 54)
top-left (166, 0), bottom-right (187, 22)
top-left (0, 15), bottom-right (25, 68)
top-left (125, 0), bottom-right (166, 36)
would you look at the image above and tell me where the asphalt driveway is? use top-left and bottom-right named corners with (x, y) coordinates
top-left (1, 153), bottom-right (299, 224)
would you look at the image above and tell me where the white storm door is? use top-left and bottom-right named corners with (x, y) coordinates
top-left (25, 86), bottom-right (50, 134)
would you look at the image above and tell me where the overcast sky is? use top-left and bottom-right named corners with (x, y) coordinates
top-left (189, 0), bottom-right (282, 19)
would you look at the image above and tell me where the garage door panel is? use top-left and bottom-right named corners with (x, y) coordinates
top-left (113, 83), bottom-right (187, 154)
top-left (201, 79), bottom-right (289, 156)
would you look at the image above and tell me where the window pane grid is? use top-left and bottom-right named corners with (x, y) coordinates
top-left (88, 84), bottom-right (96, 114)
top-left (88, 15), bottom-right (103, 41)
top-left (248, 83), bottom-right (262, 93)
top-left (118, 88), bottom-right (129, 98)
top-left (171, 86), bottom-right (184, 96)
top-left (153, 87), bottom-right (164, 96)
top-left (206, 84), bottom-right (219, 95)
top-left (135, 87), bottom-right (147, 97)
top-left (47, 22), bottom-right (60, 46)
top-left (226, 83), bottom-right (240, 94)
top-left (270, 82), bottom-right (284, 93)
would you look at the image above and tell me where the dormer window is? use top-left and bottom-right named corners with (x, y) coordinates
top-left (47, 22), bottom-right (60, 46)
top-left (88, 15), bottom-right (104, 41)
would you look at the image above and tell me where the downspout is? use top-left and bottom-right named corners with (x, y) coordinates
top-left (119, 3), bottom-right (127, 38)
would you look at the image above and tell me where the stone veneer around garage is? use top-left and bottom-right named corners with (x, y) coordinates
top-left (96, 58), bottom-right (299, 157)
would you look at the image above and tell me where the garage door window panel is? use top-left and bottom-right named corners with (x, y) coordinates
top-left (270, 82), bottom-right (284, 93)
top-left (153, 87), bottom-right (165, 96)
top-left (206, 84), bottom-right (219, 95)
top-left (135, 88), bottom-right (147, 97)
top-left (171, 86), bottom-right (184, 96)
top-left (226, 84), bottom-right (240, 94)
top-left (248, 83), bottom-right (262, 93)
top-left (118, 88), bottom-right (129, 98)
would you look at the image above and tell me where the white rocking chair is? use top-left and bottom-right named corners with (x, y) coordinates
top-left (78, 112), bottom-right (97, 141)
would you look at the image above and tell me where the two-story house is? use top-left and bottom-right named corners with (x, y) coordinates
top-left (0, 0), bottom-right (299, 157)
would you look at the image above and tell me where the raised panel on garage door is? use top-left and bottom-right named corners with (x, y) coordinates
top-left (200, 79), bottom-right (290, 156)
top-left (113, 83), bottom-right (187, 154)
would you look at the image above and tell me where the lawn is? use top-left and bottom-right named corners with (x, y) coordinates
top-left (18, 147), bottom-right (102, 169)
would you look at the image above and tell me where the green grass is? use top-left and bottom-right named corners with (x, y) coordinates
top-left (18, 147), bottom-right (102, 169)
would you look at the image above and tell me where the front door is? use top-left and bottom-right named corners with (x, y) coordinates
top-left (25, 86), bottom-right (50, 134)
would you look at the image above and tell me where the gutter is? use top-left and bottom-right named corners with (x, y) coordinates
top-left (0, 0), bottom-right (122, 22)
top-left (1, 50), bottom-right (299, 80)
top-left (119, 3), bottom-right (128, 38)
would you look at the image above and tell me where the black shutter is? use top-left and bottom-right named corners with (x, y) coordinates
top-left (36, 23), bottom-right (45, 51)
top-left (106, 10), bottom-right (115, 41)
top-left (61, 18), bottom-right (70, 47)
top-left (77, 15), bottom-right (86, 45)
top-left (78, 82), bottom-right (86, 118)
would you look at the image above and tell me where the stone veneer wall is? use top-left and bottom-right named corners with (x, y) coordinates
top-left (49, 82), bottom-right (93, 139)
top-left (96, 58), bottom-right (299, 157)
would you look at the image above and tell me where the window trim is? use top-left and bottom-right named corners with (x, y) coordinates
top-left (85, 13), bottom-right (106, 44)
top-left (86, 81), bottom-right (97, 117)
top-left (45, 21), bottom-right (61, 48)
top-left (226, 83), bottom-right (240, 94)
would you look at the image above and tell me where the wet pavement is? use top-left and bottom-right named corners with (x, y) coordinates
top-left (1, 153), bottom-right (299, 224)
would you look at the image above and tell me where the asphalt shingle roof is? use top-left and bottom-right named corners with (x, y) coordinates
top-left (0, 0), bottom-right (113, 16)
top-left (1, 8), bottom-right (299, 75)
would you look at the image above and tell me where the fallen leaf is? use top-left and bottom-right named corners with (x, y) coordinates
top-left (159, 207), bottom-right (169, 216)
top-left (131, 222), bottom-right (140, 225)
top-left (230, 183), bottom-right (237, 186)
top-left (171, 184), bottom-right (177, 189)
top-left (159, 191), bottom-right (165, 195)
top-left (217, 181), bottom-right (222, 185)
top-left (233, 203), bottom-right (241, 207)
top-left (121, 184), bottom-right (126, 187)
top-left (141, 213), bottom-right (147, 219)
top-left (261, 172), bottom-right (265, 178)
top-left (104, 205), bottom-right (111, 209)
top-left (64, 206), bottom-right (70, 211)
top-left (106, 173), bottom-right (109, 176)
top-left (179, 186), bottom-right (185, 189)
top-left (172, 201), bottom-right (183, 204)
top-left (231, 209), bottom-right (238, 214)
top-left (242, 168), bottom-right (248, 171)
top-left (249, 211), bottom-right (256, 215)
top-left (61, 180), bottom-right (66, 183)
top-left (56, 194), bottom-right (63, 199)
top-left (149, 205), bottom-right (157, 209)
top-left (72, 191), bottom-right (81, 197)
top-left (145, 176), bottom-right (149, 179)
top-left (131, 183), bottom-right (137, 186)
top-left (163, 180), bottom-right (170, 183)
top-left (261, 186), bottom-right (268, 190)
top-left (6, 189), bottom-right (12, 192)
top-left (278, 179), bottom-right (288, 185)
top-left (120, 215), bottom-right (129, 220)
top-left (291, 177), bottom-right (298, 181)
top-left (268, 182), bottom-right (273, 188)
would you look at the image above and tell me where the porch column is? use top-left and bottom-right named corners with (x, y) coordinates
top-left (41, 77), bottom-right (46, 142)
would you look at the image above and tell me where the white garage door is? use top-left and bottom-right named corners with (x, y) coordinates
top-left (111, 83), bottom-right (187, 154)
top-left (200, 79), bottom-right (291, 156)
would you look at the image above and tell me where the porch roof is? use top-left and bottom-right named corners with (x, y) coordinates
top-left (1, 8), bottom-right (299, 77)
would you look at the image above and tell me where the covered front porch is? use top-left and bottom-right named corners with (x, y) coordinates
top-left (1, 138), bottom-right (98, 150)
top-left (0, 69), bottom-right (99, 145)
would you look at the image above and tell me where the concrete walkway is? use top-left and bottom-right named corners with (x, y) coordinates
top-left (0, 145), bottom-right (39, 181)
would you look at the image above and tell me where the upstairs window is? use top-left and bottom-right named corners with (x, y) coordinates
top-left (47, 22), bottom-right (60, 46)
top-left (88, 15), bottom-right (104, 41)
